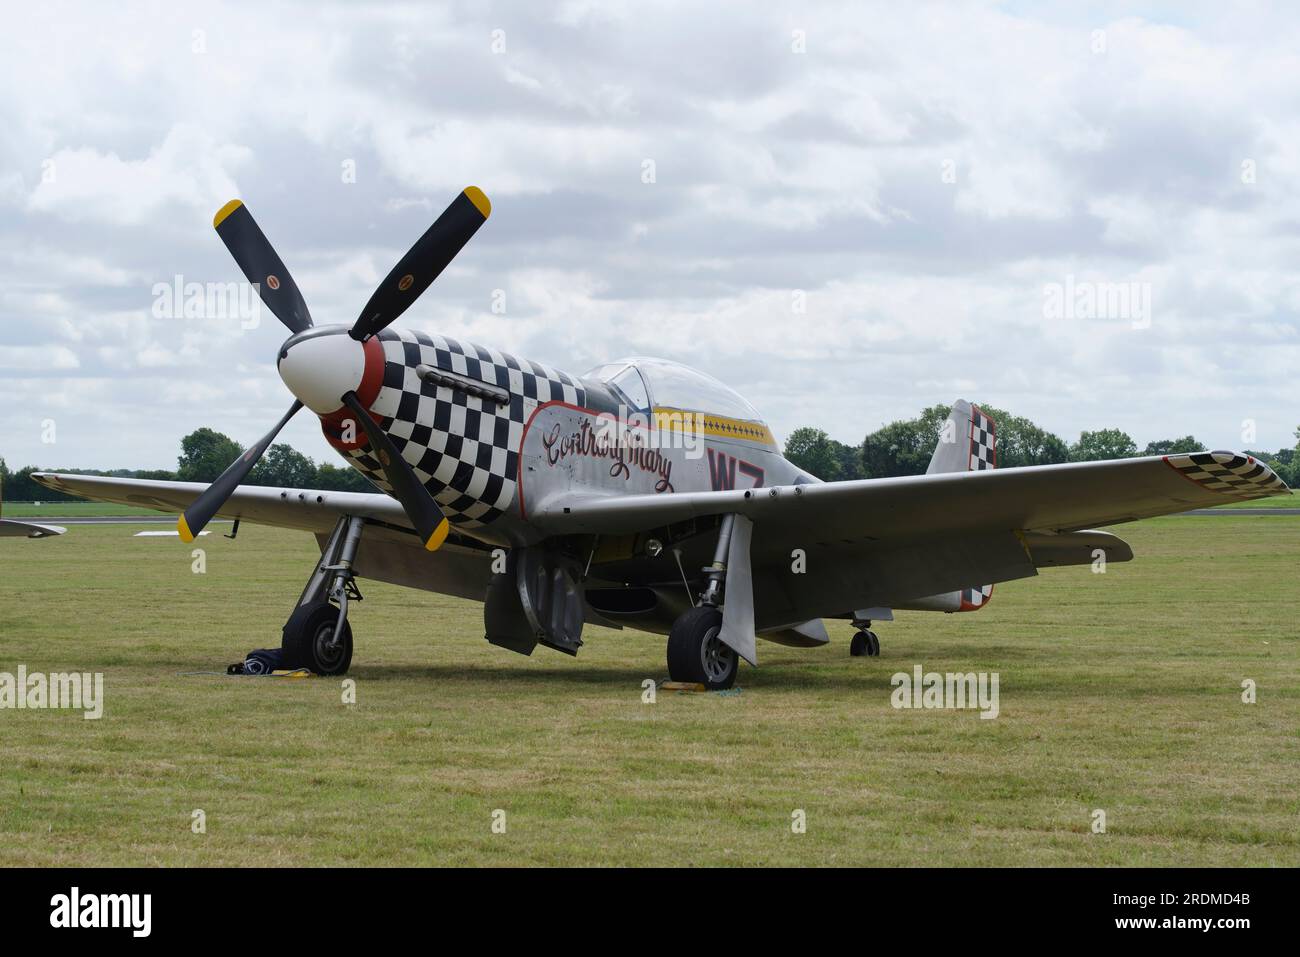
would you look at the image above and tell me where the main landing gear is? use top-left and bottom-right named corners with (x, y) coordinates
top-left (281, 514), bottom-right (363, 675)
top-left (849, 619), bottom-right (880, 657)
top-left (666, 515), bottom-right (740, 690)
top-left (667, 606), bottom-right (737, 690)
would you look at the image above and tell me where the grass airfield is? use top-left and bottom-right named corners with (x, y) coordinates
top-left (0, 516), bottom-right (1296, 867)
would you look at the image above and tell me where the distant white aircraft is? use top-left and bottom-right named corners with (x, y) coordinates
top-left (0, 479), bottom-right (65, 538)
top-left (0, 519), bottom-right (65, 538)
top-left (33, 189), bottom-right (1292, 687)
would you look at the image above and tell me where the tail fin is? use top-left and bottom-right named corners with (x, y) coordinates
top-left (928, 400), bottom-right (996, 612)
top-left (926, 400), bottom-right (997, 474)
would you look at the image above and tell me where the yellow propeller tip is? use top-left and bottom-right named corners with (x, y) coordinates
top-left (424, 518), bottom-right (450, 552)
top-left (463, 186), bottom-right (491, 219)
top-left (213, 199), bottom-right (243, 228)
top-left (177, 516), bottom-right (195, 543)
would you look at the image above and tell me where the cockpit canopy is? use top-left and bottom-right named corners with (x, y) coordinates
top-left (584, 357), bottom-right (764, 422)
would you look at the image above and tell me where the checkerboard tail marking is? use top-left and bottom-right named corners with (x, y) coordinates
top-left (958, 404), bottom-right (997, 609)
top-left (968, 404), bottom-right (996, 472)
top-left (959, 584), bottom-right (994, 611)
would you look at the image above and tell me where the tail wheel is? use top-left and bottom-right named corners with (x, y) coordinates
top-left (282, 600), bottom-right (353, 676)
top-left (667, 606), bottom-right (738, 690)
top-left (849, 630), bottom-right (880, 657)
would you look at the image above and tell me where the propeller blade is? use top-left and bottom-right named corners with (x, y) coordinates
top-left (213, 200), bottom-right (314, 334)
top-left (341, 392), bottom-right (450, 551)
top-left (178, 400), bottom-right (303, 542)
top-left (349, 186), bottom-right (491, 341)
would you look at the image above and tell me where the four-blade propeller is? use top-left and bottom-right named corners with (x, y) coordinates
top-left (179, 400), bottom-right (303, 541)
top-left (341, 392), bottom-right (450, 551)
top-left (178, 189), bottom-right (492, 546)
top-left (350, 186), bottom-right (490, 342)
top-left (213, 200), bottom-right (314, 335)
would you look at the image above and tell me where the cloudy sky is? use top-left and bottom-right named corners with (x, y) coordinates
top-left (2, 1), bottom-right (1298, 472)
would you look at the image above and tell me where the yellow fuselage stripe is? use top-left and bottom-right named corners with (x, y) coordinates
top-left (650, 407), bottom-right (776, 447)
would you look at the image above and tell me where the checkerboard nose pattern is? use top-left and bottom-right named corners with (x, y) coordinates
top-left (343, 328), bottom-right (586, 530)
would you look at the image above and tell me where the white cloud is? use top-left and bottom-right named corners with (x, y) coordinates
top-left (27, 124), bottom-right (251, 227)
top-left (0, 1), bottom-right (1297, 472)
top-left (0, 346), bottom-right (79, 371)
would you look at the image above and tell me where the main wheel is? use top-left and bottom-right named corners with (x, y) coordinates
top-left (866, 630), bottom-right (880, 656)
top-left (667, 606), bottom-right (738, 690)
top-left (281, 601), bottom-right (353, 676)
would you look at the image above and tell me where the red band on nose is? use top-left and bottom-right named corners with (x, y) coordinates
top-left (320, 334), bottom-right (387, 451)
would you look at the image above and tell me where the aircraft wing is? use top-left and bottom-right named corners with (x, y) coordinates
top-left (30, 472), bottom-right (412, 537)
top-left (528, 452), bottom-right (1291, 622)
top-left (0, 518), bottom-right (67, 538)
top-left (529, 452), bottom-right (1289, 537)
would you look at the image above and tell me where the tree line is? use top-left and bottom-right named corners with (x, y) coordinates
top-left (5, 411), bottom-right (1297, 503)
top-left (784, 403), bottom-right (1300, 485)
top-left (2, 427), bottom-right (377, 503)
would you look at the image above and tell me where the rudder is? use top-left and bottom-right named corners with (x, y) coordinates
top-left (927, 399), bottom-right (997, 611)
top-left (926, 399), bottom-right (997, 475)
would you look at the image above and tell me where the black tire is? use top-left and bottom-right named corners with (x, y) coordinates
top-left (850, 632), bottom-right (869, 657)
top-left (867, 631), bottom-right (881, 657)
top-left (281, 601), bottom-right (353, 676)
top-left (667, 606), bottom-right (737, 690)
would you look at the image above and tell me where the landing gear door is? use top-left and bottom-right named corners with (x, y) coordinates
top-left (515, 548), bottom-right (585, 655)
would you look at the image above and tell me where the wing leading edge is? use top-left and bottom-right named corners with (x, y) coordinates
top-left (528, 451), bottom-right (1289, 543)
top-left (30, 472), bottom-right (411, 536)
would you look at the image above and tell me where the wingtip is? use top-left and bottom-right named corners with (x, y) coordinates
top-left (213, 199), bottom-right (243, 228)
top-left (463, 186), bottom-right (491, 219)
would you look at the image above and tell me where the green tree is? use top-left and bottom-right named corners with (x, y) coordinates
top-left (249, 443), bottom-right (317, 488)
top-left (974, 404), bottom-right (1069, 468)
top-left (316, 462), bottom-right (380, 492)
top-left (1142, 435), bottom-right (1203, 456)
top-left (177, 428), bottom-right (243, 483)
top-left (860, 403), bottom-right (952, 478)
top-left (784, 427), bottom-right (841, 480)
top-left (1275, 427), bottom-right (1300, 487)
top-left (1070, 428), bottom-right (1138, 462)
top-left (832, 439), bottom-right (864, 480)
top-left (4, 466), bottom-right (78, 502)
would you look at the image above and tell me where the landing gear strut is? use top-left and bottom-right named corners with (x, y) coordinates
top-left (850, 619), bottom-right (880, 657)
top-left (282, 515), bottom-right (364, 675)
top-left (666, 515), bottom-right (740, 690)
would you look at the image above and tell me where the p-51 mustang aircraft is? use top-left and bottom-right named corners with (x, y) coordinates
top-left (35, 187), bottom-right (1291, 688)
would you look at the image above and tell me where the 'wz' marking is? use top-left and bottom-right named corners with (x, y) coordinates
top-left (707, 448), bottom-right (764, 491)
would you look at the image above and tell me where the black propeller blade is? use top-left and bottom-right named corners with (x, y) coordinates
top-left (213, 200), bottom-right (314, 334)
top-left (341, 392), bottom-right (450, 551)
top-left (178, 400), bottom-right (303, 542)
top-left (349, 187), bottom-right (491, 342)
